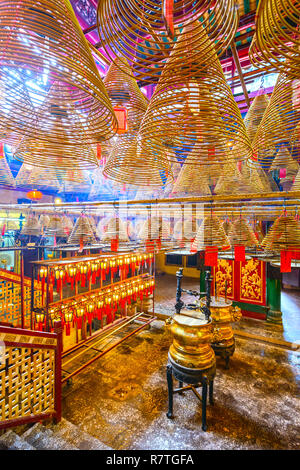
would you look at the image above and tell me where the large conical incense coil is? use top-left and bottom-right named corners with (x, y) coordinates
top-left (291, 167), bottom-right (300, 190)
top-left (61, 215), bottom-right (74, 237)
top-left (88, 216), bottom-right (100, 240)
top-left (214, 161), bottom-right (258, 195)
top-left (138, 23), bottom-right (251, 166)
top-left (104, 57), bottom-right (148, 132)
top-left (261, 214), bottom-right (300, 251)
top-left (172, 148), bottom-right (211, 195)
top-left (222, 219), bottom-right (234, 236)
top-left (194, 213), bottom-right (230, 250)
top-left (21, 214), bottom-right (41, 236)
top-left (244, 93), bottom-right (270, 143)
top-left (249, 0), bottom-right (300, 78)
top-left (0, 1), bottom-right (116, 144)
top-left (138, 216), bottom-right (171, 240)
top-left (0, 146), bottom-right (15, 188)
top-left (229, 216), bottom-right (259, 248)
top-left (43, 215), bottom-right (66, 237)
top-left (67, 216), bottom-right (97, 245)
top-left (101, 217), bottom-right (129, 242)
top-left (269, 147), bottom-right (299, 182)
top-left (103, 133), bottom-right (171, 188)
top-left (39, 214), bottom-right (50, 230)
top-left (16, 163), bottom-right (61, 191)
top-left (97, 0), bottom-right (238, 83)
top-left (251, 73), bottom-right (300, 169)
top-left (240, 161), bottom-right (273, 193)
top-left (173, 218), bottom-right (197, 241)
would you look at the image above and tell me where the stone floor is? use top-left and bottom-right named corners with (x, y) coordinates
top-left (61, 274), bottom-right (300, 450)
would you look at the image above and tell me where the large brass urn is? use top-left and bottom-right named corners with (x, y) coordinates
top-left (166, 310), bottom-right (216, 372)
top-left (199, 296), bottom-right (242, 368)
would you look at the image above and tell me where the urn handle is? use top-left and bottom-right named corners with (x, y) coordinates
top-left (230, 305), bottom-right (242, 322)
top-left (211, 327), bottom-right (222, 343)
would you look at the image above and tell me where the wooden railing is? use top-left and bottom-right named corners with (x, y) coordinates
top-left (0, 321), bottom-right (62, 430)
top-left (0, 268), bottom-right (43, 328)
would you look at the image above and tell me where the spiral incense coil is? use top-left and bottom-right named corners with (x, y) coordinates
top-left (261, 213), bottom-right (300, 251)
top-left (244, 93), bottom-right (270, 143)
top-left (43, 215), bottom-right (67, 237)
top-left (249, 0), bottom-right (300, 78)
top-left (39, 214), bottom-right (50, 230)
top-left (291, 167), bottom-right (300, 190)
top-left (214, 161), bottom-right (261, 195)
top-left (194, 213), bottom-right (230, 250)
top-left (173, 218), bottom-right (197, 241)
top-left (61, 216), bottom-right (74, 236)
top-left (222, 219), bottom-right (234, 236)
top-left (97, 0), bottom-right (238, 82)
top-left (88, 216), bottom-right (100, 240)
top-left (251, 73), bottom-right (300, 169)
top-left (0, 151), bottom-right (15, 188)
top-left (0, 1), bottom-right (117, 145)
top-left (269, 147), bottom-right (299, 182)
top-left (229, 216), bottom-right (259, 248)
top-left (101, 217), bottom-right (129, 242)
top-left (104, 57), bottom-right (148, 131)
top-left (103, 133), bottom-right (171, 188)
top-left (138, 216), bottom-right (171, 240)
top-left (21, 214), bottom-right (42, 236)
top-left (172, 163), bottom-right (211, 196)
top-left (16, 163), bottom-right (61, 191)
top-left (138, 23), bottom-right (251, 166)
top-left (240, 161), bottom-right (273, 193)
top-left (67, 216), bottom-right (98, 245)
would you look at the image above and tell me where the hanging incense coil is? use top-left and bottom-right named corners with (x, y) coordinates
top-left (229, 216), bottom-right (259, 248)
top-left (16, 163), bottom-right (61, 191)
top-left (194, 212), bottom-right (230, 250)
top-left (173, 218), bottom-right (197, 242)
top-left (88, 216), bottom-right (100, 240)
top-left (138, 23), bottom-right (251, 166)
top-left (43, 215), bottom-right (66, 237)
top-left (0, 150), bottom-right (15, 188)
top-left (291, 167), bottom-right (300, 190)
top-left (101, 217), bottom-right (129, 242)
top-left (261, 213), bottom-right (300, 251)
top-left (104, 57), bottom-right (148, 131)
top-left (61, 216), bottom-right (74, 237)
top-left (269, 147), bottom-right (299, 183)
top-left (222, 219), bottom-right (234, 236)
top-left (250, 73), bottom-right (300, 170)
top-left (103, 133), bottom-right (171, 188)
top-left (97, 0), bottom-right (238, 82)
top-left (214, 161), bottom-right (263, 195)
top-left (0, 1), bottom-right (116, 144)
top-left (21, 214), bottom-right (41, 236)
top-left (138, 216), bottom-right (171, 240)
top-left (67, 216), bottom-right (97, 245)
top-left (172, 148), bottom-right (212, 195)
top-left (39, 214), bottom-right (50, 230)
top-left (249, 0), bottom-right (300, 78)
top-left (244, 93), bottom-right (270, 143)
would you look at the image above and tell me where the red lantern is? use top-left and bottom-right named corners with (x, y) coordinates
top-left (27, 189), bottom-right (43, 201)
top-left (113, 106), bottom-right (128, 134)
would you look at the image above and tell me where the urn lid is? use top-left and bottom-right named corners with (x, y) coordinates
top-left (199, 295), bottom-right (232, 308)
top-left (173, 310), bottom-right (209, 327)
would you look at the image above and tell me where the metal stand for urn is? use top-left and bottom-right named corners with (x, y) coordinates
top-left (166, 268), bottom-right (216, 431)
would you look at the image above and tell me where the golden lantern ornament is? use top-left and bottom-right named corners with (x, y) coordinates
top-left (0, 1), bottom-right (117, 145)
top-left (97, 0), bottom-right (238, 82)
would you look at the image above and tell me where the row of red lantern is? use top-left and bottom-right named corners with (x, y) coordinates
top-left (35, 275), bottom-right (155, 334)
